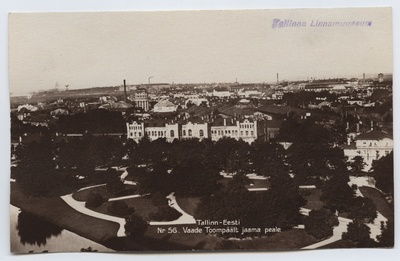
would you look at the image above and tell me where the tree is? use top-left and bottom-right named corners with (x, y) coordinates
top-left (107, 201), bottom-right (134, 217)
top-left (350, 156), bottom-right (366, 174)
top-left (106, 168), bottom-right (124, 193)
top-left (14, 136), bottom-right (59, 197)
top-left (250, 142), bottom-right (286, 177)
top-left (17, 211), bottom-right (63, 246)
top-left (372, 152), bottom-right (393, 194)
top-left (321, 173), bottom-right (355, 212)
top-left (85, 192), bottom-right (105, 208)
top-left (148, 206), bottom-right (182, 221)
top-left (377, 220), bottom-right (394, 247)
top-left (304, 208), bottom-right (339, 240)
top-left (342, 220), bottom-right (375, 247)
top-left (124, 215), bottom-right (149, 238)
top-left (348, 197), bottom-right (377, 223)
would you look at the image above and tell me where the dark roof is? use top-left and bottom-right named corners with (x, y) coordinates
top-left (218, 105), bottom-right (257, 117)
top-left (211, 117), bottom-right (237, 127)
top-left (185, 105), bottom-right (211, 116)
top-left (355, 130), bottom-right (392, 141)
top-left (257, 105), bottom-right (307, 115)
top-left (341, 143), bottom-right (357, 150)
top-left (144, 119), bottom-right (168, 127)
top-left (266, 120), bottom-right (282, 129)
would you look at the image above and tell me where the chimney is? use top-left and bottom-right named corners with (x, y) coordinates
top-left (277, 73), bottom-right (279, 85)
top-left (223, 118), bottom-right (226, 126)
top-left (346, 122), bottom-right (349, 131)
top-left (347, 137), bottom-right (351, 145)
top-left (123, 79), bottom-right (127, 103)
top-left (371, 120), bottom-right (373, 131)
top-left (356, 123), bottom-right (360, 133)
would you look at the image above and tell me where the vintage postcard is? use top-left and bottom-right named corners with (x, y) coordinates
top-left (9, 8), bottom-right (393, 253)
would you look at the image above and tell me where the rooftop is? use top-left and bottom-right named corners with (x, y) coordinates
top-left (355, 130), bottom-right (392, 141)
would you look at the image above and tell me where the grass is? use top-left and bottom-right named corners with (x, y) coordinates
top-left (10, 182), bottom-right (120, 244)
top-left (359, 186), bottom-right (394, 221)
top-left (93, 196), bottom-right (158, 221)
top-left (300, 188), bottom-right (325, 210)
top-left (72, 184), bottom-right (136, 202)
top-left (175, 197), bottom-right (201, 217)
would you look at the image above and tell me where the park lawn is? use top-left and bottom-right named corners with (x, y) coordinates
top-left (235, 228), bottom-right (318, 250)
top-left (359, 186), bottom-right (394, 220)
top-left (72, 184), bottom-right (136, 202)
top-left (176, 197), bottom-right (201, 217)
top-left (300, 188), bottom-right (325, 210)
top-left (10, 182), bottom-right (120, 243)
top-left (93, 196), bottom-right (158, 221)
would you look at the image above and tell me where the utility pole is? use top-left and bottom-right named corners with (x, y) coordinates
top-left (123, 79), bottom-right (127, 102)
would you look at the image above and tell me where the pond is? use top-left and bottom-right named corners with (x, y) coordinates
top-left (10, 205), bottom-right (113, 254)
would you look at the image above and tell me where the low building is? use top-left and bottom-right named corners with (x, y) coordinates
top-left (211, 118), bottom-right (266, 143)
top-left (343, 130), bottom-right (393, 171)
top-left (153, 100), bottom-right (178, 113)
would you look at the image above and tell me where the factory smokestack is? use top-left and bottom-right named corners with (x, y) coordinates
top-left (277, 73), bottom-right (279, 85)
top-left (123, 79), bottom-right (127, 102)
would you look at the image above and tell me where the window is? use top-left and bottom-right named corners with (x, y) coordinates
top-left (200, 130), bottom-right (204, 137)
top-left (251, 131), bottom-right (254, 136)
top-left (246, 131), bottom-right (248, 136)
top-left (138, 132), bottom-right (141, 136)
top-left (241, 131), bottom-right (243, 136)
top-left (183, 130), bottom-right (186, 136)
top-left (188, 129), bottom-right (192, 136)
top-left (170, 130), bottom-right (175, 137)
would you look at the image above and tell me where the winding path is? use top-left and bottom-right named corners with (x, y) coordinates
top-left (300, 178), bottom-right (388, 249)
top-left (150, 193), bottom-right (196, 225)
top-left (61, 193), bottom-right (127, 237)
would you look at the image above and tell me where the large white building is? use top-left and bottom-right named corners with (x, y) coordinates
top-left (126, 117), bottom-right (266, 144)
top-left (211, 118), bottom-right (266, 143)
top-left (343, 130), bottom-right (393, 171)
top-left (126, 119), bottom-right (179, 142)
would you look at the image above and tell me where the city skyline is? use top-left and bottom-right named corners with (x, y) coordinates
top-left (9, 8), bottom-right (392, 96)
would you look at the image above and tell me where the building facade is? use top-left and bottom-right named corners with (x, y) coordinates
top-left (343, 130), bottom-right (393, 171)
top-left (127, 117), bottom-right (267, 144)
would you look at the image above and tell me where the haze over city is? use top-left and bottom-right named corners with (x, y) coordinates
top-left (9, 9), bottom-right (391, 96)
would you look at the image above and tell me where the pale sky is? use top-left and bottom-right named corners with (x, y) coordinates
top-left (9, 8), bottom-right (392, 96)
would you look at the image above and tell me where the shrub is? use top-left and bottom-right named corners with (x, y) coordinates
top-left (125, 215), bottom-right (148, 238)
top-left (304, 208), bottom-right (339, 240)
top-left (85, 192), bottom-right (105, 208)
top-left (151, 192), bottom-right (168, 207)
top-left (148, 206), bottom-right (182, 222)
top-left (107, 201), bottom-right (134, 217)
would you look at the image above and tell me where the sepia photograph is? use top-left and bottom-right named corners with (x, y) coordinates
top-left (8, 7), bottom-right (394, 254)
